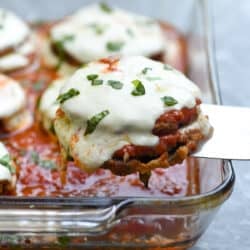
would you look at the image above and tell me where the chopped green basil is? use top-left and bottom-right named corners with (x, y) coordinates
top-left (59, 35), bottom-right (75, 42)
top-left (146, 76), bottom-right (162, 81)
top-left (126, 28), bottom-right (134, 37)
top-left (87, 74), bottom-right (103, 86)
top-left (131, 80), bottom-right (145, 96)
top-left (0, 10), bottom-right (7, 29)
top-left (29, 150), bottom-right (57, 170)
top-left (53, 34), bottom-right (75, 69)
top-left (32, 81), bottom-right (45, 92)
top-left (136, 18), bottom-right (155, 26)
top-left (0, 154), bottom-right (15, 174)
top-left (99, 2), bottom-right (113, 13)
top-left (164, 64), bottom-right (174, 71)
top-left (58, 236), bottom-right (71, 247)
top-left (84, 110), bottom-right (110, 136)
top-left (106, 41), bottom-right (124, 52)
top-left (56, 88), bottom-right (80, 104)
top-left (141, 67), bottom-right (152, 75)
top-left (89, 23), bottom-right (107, 35)
top-left (30, 151), bottom-right (39, 164)
top-left (39, 160), bottom-right (57, 170)
top-left (87, 74), bottom-right (98, 81)
top-left (92, 79), bottom-right (103, 86)
top-left (107, 80), bottom-right (123, 89)
top-left (161, 96), bottom-right (178, 106)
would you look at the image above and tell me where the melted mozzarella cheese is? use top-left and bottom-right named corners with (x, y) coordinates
top-left (0, 74), bottom-right (25, 118)
top-left (39, 78), bottom-right (66, 131)
top-left (2, 109), bottom-right (33, 132)
top-left (0, 53), bottom-right (29, 72)
top-left (55, 56), bottom-right (202, 170)
top-left (0, 9), bottom-right (30, 52)
top-left (0, 9), bottom-right (35, 72)
top-left (17, 39), bottom-right (35, 55)
top-left (0, 142), bottom-right (12, 182)
top-left (50, 4), bottom-right (164, 63)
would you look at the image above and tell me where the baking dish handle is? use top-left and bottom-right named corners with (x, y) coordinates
top-left (0, 199), bottom-right (133, 234)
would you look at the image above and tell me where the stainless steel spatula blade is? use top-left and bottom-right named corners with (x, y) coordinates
top-left (192, 104), bottom-right (250, 160)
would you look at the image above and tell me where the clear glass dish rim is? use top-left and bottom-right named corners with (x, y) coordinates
top-left (0, 0), bottom-right (235, 211)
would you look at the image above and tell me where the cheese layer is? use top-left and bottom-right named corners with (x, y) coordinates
top-left (54, 56), bottom-right (202, 170)
top-left (0, 39), bottom-right (35, 72)
top-left (0, 9), bottom-right (30, 51)
top-left (0, 74), bottom-right (25, 118)
top-left (39, 78), bottom-right (66, 131)
top-left (50, 4), bottom-right (165, 63)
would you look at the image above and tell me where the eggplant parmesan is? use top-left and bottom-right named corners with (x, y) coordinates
top-left (50, 3), bottom-right (164, 62)
top-left (0, 74), bottom-right (32, 133)
top-left (0, 9), bottom-right (36, 74)
top-left (0, 6), bottom-right (206, 195)
top-left (54, 56), bottom-right (212, 178)
top-left (37, 3), bottom-right (186, 75)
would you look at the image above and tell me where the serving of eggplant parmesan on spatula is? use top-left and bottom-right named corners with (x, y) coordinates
top-left (52, 56), bottom-right (212, 185)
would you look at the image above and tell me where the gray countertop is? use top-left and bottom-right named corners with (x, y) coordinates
top-left (193, 0), bottom-right (250, 249)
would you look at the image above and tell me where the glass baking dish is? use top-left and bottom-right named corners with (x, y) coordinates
top-left (0, 0), bottom-right (235, 249)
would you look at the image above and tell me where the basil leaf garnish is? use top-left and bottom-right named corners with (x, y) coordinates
top-left (161, 96), bottom-right (178, 106)
top-left (0, 154), bottom-right (15, 174)
top-left (92, 79), bottom-right (103, 86)
top-left (56, 88), bottom-right (80, 104)
top-left (84, 110), bottom-right (110, 135)
top-left (107, 80), bottom-right (123, 89)
top-left (146, 77), bottom-right (162, 81)
top-left (88, 23), bottom-right (106, 35)
top-left (164, 64), bottom-right (174, 71)
top-left (131, 80), bottom-right (145, 96)
top-left (87, 74), bottom-right (98, 81)
top-left (58, 236), bottom-right (71, 247)
top-left (0, 10), bottom-right (7, 30)
top-left (29, 151), bottom-right (57, 170)
top-left (99, 2), bottom-right (113, 13)
top-left (141, 67), bottom-right (152, 75)
top-left (87, 74), bottom-right (103, 86)
top-left (126, 28), bottom-right (134, 37)
top-left (53, 34), bottom-right (75, 69)
top-left (39, 160), bottom-right (57, 170)
top-left (106, 41), bottom-right (124, 52)
top-left (30, 151), bottom-right (39, 164)
top-left (32, 81), bottom-right (45, 92)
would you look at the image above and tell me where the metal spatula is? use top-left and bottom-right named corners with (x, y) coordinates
top-left (192, 104), bottom-right (250, 160)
